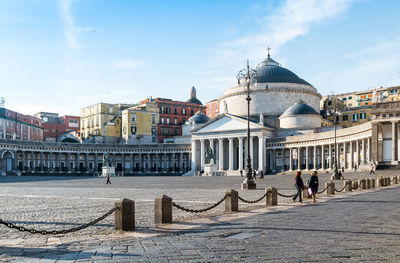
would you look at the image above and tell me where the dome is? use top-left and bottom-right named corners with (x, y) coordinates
top-left (256, 55), bottom-right (311, 86)
top-left (186, 97), bottom-right (203, 105)
top-left (188, 110), bottom-right (209, 124)
top-left (280, 100), bottom-right (319, 117)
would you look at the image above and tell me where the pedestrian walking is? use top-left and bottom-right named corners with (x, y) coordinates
top-left (240, 170), bottom-right (243, 177)
top-left (370, 161), bottom-right (376, 175)
top-left (293, 171), bottom-right (304, 203)
top-left (308, 171), bottom-right (319, 203)
top-left (106, 174), bottom-right (111, 184)
top-left (253, 169), bottom-right (257, 179)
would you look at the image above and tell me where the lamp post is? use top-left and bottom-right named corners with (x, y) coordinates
top-left (237, 59), bottom-right (258, 189)
top-left (331, 92), bottom-right (341, 179)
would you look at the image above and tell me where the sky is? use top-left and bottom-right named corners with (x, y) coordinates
top-left (1, 0), bottom-right (400, 116)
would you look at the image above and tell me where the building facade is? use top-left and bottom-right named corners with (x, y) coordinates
top-left (206, 99), bottom-right (219, 119)
top-left (80, 103), bottom-right (134, 143)
top-left (122, 101), bottom-right (159, 144)
top-left (0, 108), bottom-right (43, 141)
top-left (35, 112), bottom-right (80, 142)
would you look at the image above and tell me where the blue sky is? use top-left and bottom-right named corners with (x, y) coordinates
top-left (1, 0), bottom-right (400, 116)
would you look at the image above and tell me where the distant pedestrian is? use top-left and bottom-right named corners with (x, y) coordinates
top-left (293, 171), bottom-right (304, 203)
top-left (106, 174), bottom-right (111, 184)
top-left (260, 170), bottom-right (264, 179)
top-left (370, 161), bottom-right (376, 175)
top-left (253, 169), bottom-right (257, 179)
top-left (240, 170), bottom-right (243, 177)
top-left (308, 171), bottom-right (319, 203)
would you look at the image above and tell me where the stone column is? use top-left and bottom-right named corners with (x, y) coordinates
top-left (361, 139), bottom-right (366, 164)
top-left (238, 137), bottom-right (243, 171)
top-left (130, 153), bottom-right (134, 173)
top-left (210, 139), bottom-right (215, 164)
top-left (305, 147), bottom-right (309, 170)
top-left (147, 153), bottom-right (151, 171)
top-left (121, 153), bottom-right (125, 172)
top-left (356, 140), bottom-right (359, 167)
top-left (392, 121), bottom-right (398, 164)
top-left (75, 153), bottom-right (80, 172)
top-left (218, 138), bottom-right (224, 170)
top-left (328, 144), bottom-right (332, 169)
top-left (191, 140), bottom-right (197, 172)
top-left (367, 138), bottom-right (371, 162)
top-left (349, 141), bottom-right (353, 170)
top-left (228, 138), bottom-right (233, 170)
top-left (321, 145), bottom-right (325, 170)
top-left (94, 153), bottom-right (98, 173)
top-left (85, 153), bottom-right (89, 173)
top-left (258, 136), bottom-right (264, 171)
top-left (40, 152), bottom-right (44, 172)
top-left (58, 152), bottom-right (61, 172)
top-left (343, 142), bottom-right (347, 170)
top-left (313, 146), bottom-right (317, 170)
top-left (200, 139), bottom-right (205, 169)
top-left (297, 147), bottom-right (301, 170)
top-left (49, 152), bottom-right (53, 172)
top-left (273, 148), bottom-right (276, 171)
top-left (289, 148), bottom-right (293, 171)
top-left (172, 153), bottom-right (175, 171)
top-left (66, 152), bottom-right (71, 173)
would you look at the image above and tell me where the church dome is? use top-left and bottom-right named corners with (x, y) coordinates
top-left (256, 55), bottom-right (311, 86)
top-left (188, 110), bottom-right (209, 124)
top-left (280, 100), bottom-right (319, 117)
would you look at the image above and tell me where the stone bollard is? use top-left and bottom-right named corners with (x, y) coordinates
top-left (344, 180), bottom-right (352, 192)
top-left (358, 179), bottom-right (366, 190)
top-left (302, 185), bottom-right (312, 199)
top-left (377, 177), bottom-right (384, 187)
top-left (265, 187), bottom-right (277, 206)
top-left (393, 176), bottom-right (398, 184)
top-left (114, 198), bottom-right (135, 231)
top-left (352, 181), bottom-right (358, 190)
top-left (371, 178), bottom-right (376, 188)
top-left (154, 195), bottom-right (172, 224)
top-left (326, 181), bottom-right (335, 195)
top-left (385, 177), bottom-right (390, 186)
top-left (366, 178), bottom-right (371, 189)
top-left (225, 189), bottom-right (238, 212)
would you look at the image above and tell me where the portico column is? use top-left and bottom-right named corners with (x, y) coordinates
top-left (40, 152), bottom-right (44, 172)
top-left (349, 141), bottom-right (353, 170)
top-left (313, 146), bottom-right (317, 170)
top-left (297, 147), bottom-right (301, 170)
top-left (305, 147), bottom-right (309, 170)
top-left (367, 138), bottom-right (371, 162)
top-left (49, 152), bottom-right (54, 172)
top-left (258, 136), bottom-right (264, 171)
top-left (343, 142), bottom-right (347, 170)
top-left (172, 153), bottom-right (176, 171)
top-left (94, 153), bottom-right (98, 173)
top-left (130, 153), bottom-right (134, 173)
top-left (392, 121), bottom-right (398, 164)
top-left (147, 153), bottom-right (151, 170)
top-left (218, 138), bottom-right (224, 170)
top-left (75, 153), bottom-right (79, 172)
top-left (328, 144), bottom-right (332, 169)
top-left (58, 152), bottom-right (61, 172)
top-left (238, 137), bottom-right (244, 171)
top-left (289, 148), bottom-right (293, 171)
top-left (200, 139), bottom-right (205, 169)
top-left (228, 138), bottom-right (233, 170)
top-left (191, 140), bottom-right (197, 172)
top-left (67, 152), bottom-right (71, 173)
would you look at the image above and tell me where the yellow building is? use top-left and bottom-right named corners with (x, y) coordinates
top-left (80, 103), bottom-right (134, 143)
top-left (122, 101), bottom-right (159, 144)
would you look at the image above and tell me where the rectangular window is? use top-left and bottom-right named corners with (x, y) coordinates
top-left (353, 113), bottom-right (358, 121)
top-left (131, 113), bottom-right (136, 122)
top-left (167, 128), bottom-right (171, 135)
top-left (161, 117), bottom-right (164, 124)
top-left (182, 108), bottom-right (186, 115)
top-left (151, 115), bottom-right (156, 124)
top-left (174, 108), bottom-right (177, 114)
top-left (348, 96), bottom-right (352, 100)
top-left (109, 106), bottom-right (113, 115)
top-left (131, 126), bottom-right (136, 134)
top-left (174, 118), bottom-right (177, 125)
top-left (151, 127), bottom-right (156, 135)
top-left (161, 127), bottom-right (165, 135)
top-left (166, 107), bottom-right (170, 114)
top-left (360, 112), bottom-right (366, 119)
top-left (167, 117), bottom-right (170, 124)
top-left (191, 109), bottom-right (194, 115)
top-left (342, 115), bottom-right (348, 121)
top-left (174, 127), bottom-right (179, 135)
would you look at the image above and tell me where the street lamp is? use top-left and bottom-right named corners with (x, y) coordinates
top-left (237, 59), bottom-right (258, 190)
top-left (331, 92), bottom-right (341, 179)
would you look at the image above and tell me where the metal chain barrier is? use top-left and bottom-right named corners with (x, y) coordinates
top-left (172, 194), bottom-right (229, 213)
top-left (317, 187), bottom-right (327, 194)
top-left (277, 191), bottom-right (296, 198)
top-left (0, 207), bottom-right (118, 235)
top-left (335, 185), bottom-right (346, 193)
top-left (238, 193), bottom-right (267, 204)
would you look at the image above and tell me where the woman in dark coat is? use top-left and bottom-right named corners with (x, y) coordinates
top-left (308, 171), bottom-right (319, 203)
top-left (293, 171), bottom-right (304, 203)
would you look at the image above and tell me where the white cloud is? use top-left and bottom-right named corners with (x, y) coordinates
top-left (111, 59), bottom-right (144, 70)
top-left (60, 0), bottom-right (78, 49)
top-left (213, 0), bottom-right (357, 65)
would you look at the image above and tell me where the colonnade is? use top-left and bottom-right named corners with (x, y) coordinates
top-left (266, 138), bottom-right (371, 172)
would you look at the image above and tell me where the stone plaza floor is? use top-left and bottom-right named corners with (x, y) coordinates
top-left (0, 170), bottom-right (399, 262)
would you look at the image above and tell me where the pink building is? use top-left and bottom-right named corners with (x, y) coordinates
top-left (0, 108), bottom-right (43, 141)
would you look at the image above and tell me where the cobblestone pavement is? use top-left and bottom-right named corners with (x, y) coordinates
top-left (0, 170), bottom-right (399, 262)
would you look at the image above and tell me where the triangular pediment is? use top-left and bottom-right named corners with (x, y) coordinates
top-left (191, 114), bottom-right (270, 134)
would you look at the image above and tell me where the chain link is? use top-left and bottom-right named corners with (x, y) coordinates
top-left (238, 193), bottom-right (267, 204)
top-left (172, 194), bottom-right (229, 213)
top-left (0, 207), bottom-right (118, 235)
top-left (317, 186), bottom-right (327, 194)
top-left (335, 185), bottom-right (347, 193)
top-left (277, 192), bottom-right (296, 198)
